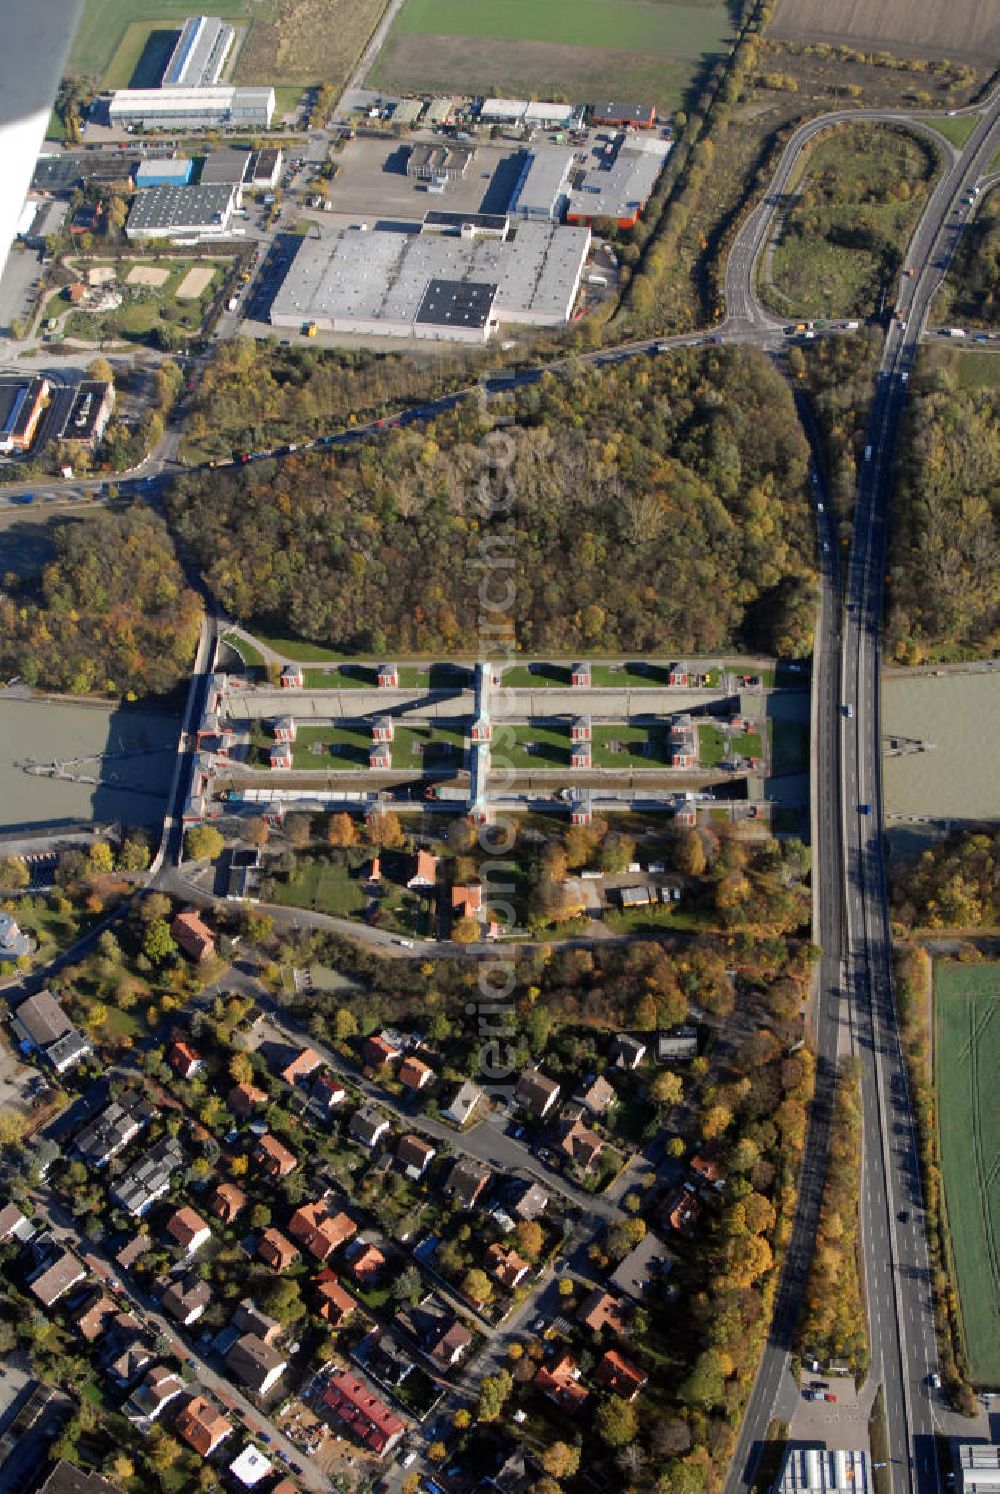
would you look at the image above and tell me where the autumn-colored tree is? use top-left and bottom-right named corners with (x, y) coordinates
top-left (514, 1219), bottom-right (544, 1261)
top-left (326, 812), bottom-right (357, 847)
top-left (477, 1369), bottom-right (512, 1422)
top-left (452, 915), bottom-right (480, 944)
top-left (651, 1070), bottom-right (683, 1106)
top-left (185, 825), bottom-right (224, 861)
top-left (229, 1052), bottom-right (254, 1084)
top-left (727, 1233), bottom-right (773, 1287)
top-left (246, 818), bottom-right (271, 849)
top-left (542, 1442), bottom-right (581, 1479)
top-left (462, 1267), bottom-right (492, 1302)
top-left (596, 1397), bottom-right (637, 1447)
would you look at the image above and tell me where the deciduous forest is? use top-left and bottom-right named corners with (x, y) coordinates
top-left (0, 511), bottom-right (202, 695)
top-left (169, 346), bottom-right (818, 658)
top-left (890, 829), bottom-right (1000, 930)
top-left (887, 383), bottom-right (1000, 661)
top-left (935, 186), bottom-right (1000, 328)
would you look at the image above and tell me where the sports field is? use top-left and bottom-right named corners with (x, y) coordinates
top-left (934, 960), bottom-right (1000, 1384)
top-left (368, 0), bottom-right (733, 114)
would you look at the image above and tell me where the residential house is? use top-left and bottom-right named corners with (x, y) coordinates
top-left (168, 1041), bottom-right (204, 1079)
top-left (509, 1180), bottom-right (548, 1221)
top-left (272, 715), bottom-right (297, 742)
top-left (371, 716), bottom-right (394, 743)
top-left (228, 1446), bottom-right (273, 1488)
top-left (231, 1298), bottom-right (282, 1343)
top-left (406, 849), bottom-right (438, 889)
top-left (667, 713), bottom-right (696, 768)
top-left (228, 1080), bottom-right (268, 1117)
top-left (356, 1327), bottom-right (416, 1389)
top-left (570, 741), bottom-right (592, 769)
top-left (176, 1395), bottom-right (234, 1457)
top-left (398, 1055), bottom-right (434, 1092)
top-left (663, 1184), bottom-right (703, 1235)
top-left (0, 1202), bottom-right (33, 1244)
top-left (690, 1153), bottom-right (727, 1190)
top-left (570, 795), bottom-right (592, 826)
top-left (428, 1318), bottom-right (472, 1369)
top-left (617, 885), bottom-right (650, 908)
top-left (377, 664), bottom-right (398, 689)
top-left (0, 910), bottom-right (30, 961)
top-left (269, 742), bottom-right (293, 769)
top-left (125, 1365), bottom-right (184, 1424)
top-left (73, 1290), bottom-right (120, 1343)
top-left (171, 909), bottom-right (216, 962)
top-left (366, 856), bottom-right (381, 884)
top-left (226, 1333), bottom-right (287, 1396)
top-left (102, 1314), bottom-right (154, 1386)
top-left (74, 1097), bottom-right (155, 1169)
top-left (657, 1026), bottom-right (699, 1062)
top-left (114, 1233), bottom-right (151, 1273)
top-left (575, 1073), bottom-right (617, 1115)
top-left (369, 741), bottom-right (392, 770)
top-left (208, 1182), bottom-right (248, 1226)
top-left (470, 714), bottom-right (491, 743)
top-left (280, 1046), bottom-right (320, 1086)
top-left (609, 1232), bottom-right (673, 1300)
top-left (397, 1134), bottom-right (435, 1181)
top-left (11, 989), bottom-right (91, 1073)
top-left (577, 1288), bottom-right (627, 1336)
top-left (363, 1033), bottom-right (401, 1071)
top-left (161, 1273), bottom-right (212, 1326)
top-left (571, 662), bottom-right (591, 688)
top-left (667, 663), bottom-right (688, 687)
top-left (315, 1272), bottom-right (358, 1327)
top-left (29, 1249), bottom-right (86, 1307)
top-left (486, 1244), bottom-right (531, 1290)
top-left (515, 1067), bottom-right (561, 1119)
top-left (570, 714), bottom-right (592, 742)
top-left (441, 1079), bottom-right (482, 1127)
top-left (444, 1156), bottom-right (491, 1209)
top-left (288, 1199), bottom-right (357, 1261)
top-left (257, 1228), bottom-right (299, 1272)
top-left (166, 1206), bottom-right (212, 1255)
top-left (349, 1104), bottom-right (391, 1150)
top-left (559, 1115), bottom-right (604, 1173)
top-left (534, 1353), bottom-right (588, 1411)
top-left (36, 1466), bottom-right (123, 1494)
top-left (279, 665), bottom-right (303, 689)
top-left (451, 883), bottom-right (483, 921)
top-left (308, 1071), bottom-right (347, 1116)
top-left (594, 1349), bottom-right (649, 1400)
top-left (610, 1034), bottom-right (647, 1070)
top-left (253, 1133), bottom-right (297, 1179)
top-left (346, 1241), bottom-right (385, 1284)
top-left (322, 1369), bottom-right (405, 1457)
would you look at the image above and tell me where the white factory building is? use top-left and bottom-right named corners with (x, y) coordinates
top-left (162, 15), bottom-right (235, 89)
top-left (510, 148), bottom-right (573, 221)
top-left (269, 218), bottom-right (591, 342)
top-left (109, 85), bottom-right (274, 131)
top-left (479, 98), bottom-right (584, 129)
top-left (777, 1449), bottom-right (872, 1494)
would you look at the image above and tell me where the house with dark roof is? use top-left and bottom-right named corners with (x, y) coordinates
top-left (322, 1369), bottom-right (405, 1457)
top-left (36, 1465), bottom-right (124, 1494)
top-left (429, 1318), bottom-right (472, 1369)
top-left (12, 989), bottom-right (90, 1073)
top-left (308, 1071), bottom-right (347, 1117)
top-left (111, 1136), bottom-right (184, 1215)
top-left (397, 1134), bottom-right (435, 1181)
top-left (258, 1229), bottom-right (299, 1272)
top-left (610, 1033), bottom-right (647, 1070)
top-left (228, 1080), bottom-right (268, 1117)
top-left (349, 1104), bottom-right (391, 1150)
top-left (515, 1067), bottom-right (561, 1119)
top-left (226, 1332), bottom-right (287, 1396)
top-left (125, 1365), bottom-right (184, 1425)
top-left (657, 1026), bottom-right (699, 1062)
top-left (510, 1179), bottom-right (548, 1221)
top-left (162, 1272), bottom-right (212, 1326)
top-left (609, 1231), bottom-right (673, 1299)
top-left (74, 1096), bottom-right (155, 1168)
top-left (29, 1248), bottom-right (86, 1307)
top-left (231, 1298), bottom-right (282, 1343)
top-left (102, 1314), bottom-right (154, 1386)
top-left (444, 1156), bottom-right (491, 1209)
top-left (594, 1348), bottom-right (649, 1400)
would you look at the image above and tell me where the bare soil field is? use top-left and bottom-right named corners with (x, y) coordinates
top-left (370, 34), bottom-right (712, 114)
top-left (126, 265), bottom-right (171, 288)
top-left (234, 0), bottom-right (390, 90)
top-left (88, 267), bottom-right (117, 286)
top-left (175, 266), bottom-right (215, 299)
top-left (769, 0), bottom-right (1000, 67)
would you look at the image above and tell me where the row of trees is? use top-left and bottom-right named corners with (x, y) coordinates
top-left (887, 383), bottom-right (1000, 662)
top-left (935, 185), bottom-right (999, 328)
top-left (0, 509), bottom-right (202, 696)
top-left (169, 345), bottom-right (818, 658)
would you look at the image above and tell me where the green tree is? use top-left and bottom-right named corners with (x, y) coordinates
top-left (143, 918), bottom-right (176, 965)
top-left (462, 1267), bottom-right (492, 1303)
top-left (477, 1369), bottom-right (512, 1422)
top-left (185, 825), bottom-right (224, 861)
top-left (595, 1397), bottom-right (637, 1447)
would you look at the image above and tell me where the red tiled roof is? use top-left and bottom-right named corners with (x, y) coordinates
top-left (594, 1349), bottom-right (649, 1398)
top-left (288, 1201), bottom-right (357, 1261)
top-left (322, 1370), bottom-right (404, 1455)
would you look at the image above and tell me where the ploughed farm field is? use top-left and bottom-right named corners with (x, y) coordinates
top-left (768, 0), bottom-right (1000, 67)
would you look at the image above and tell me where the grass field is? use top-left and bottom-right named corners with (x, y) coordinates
top-left (768, 0), bottom-right (1000, 67)
top-left (273, 855), bottom-right (368, 917)
top-left (766, 124), bottom-right (940, 321)
top-left (63, 257), bottom-right (225, 346)
top-left (916, 114), bottom-right (981, 149)
top-left (368, 0), bottom-right (733, 114)
top-left (933, 960), bottom-right (1000, 1384)
top-left (69, 0), bottom-right (389, 95)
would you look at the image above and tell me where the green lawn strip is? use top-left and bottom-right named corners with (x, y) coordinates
top-left (271, 854), bottom-right (369, 917)
top-left (771, 719), bottom-right (809, 775)
top-left (390, 0), bottom-right (730, 58)
top-left (222, 632), bottom-right (265, 667)
top-left (933, 962), bottom-right (1000, 1384)
top-left (302, 665), bottom-right (377, 688)
top-left (498, 723), bottom-right (571, 769)
top-left (698, 723), bottom-right (726, 767)
top-left (915, 114), bottom-right (980, 149)
top-left (603, 901), bottom-right (705, 934)
top-left (502, 664), bottom-right (571, 688)
top-left (254, 633), bottom-right (351, 662)
top-left (589, 663), bottom-right (668, 688)
top-left (591, 723), bottom-right (666, 768)
top-left (954, 350), bottom-right (1000, 391)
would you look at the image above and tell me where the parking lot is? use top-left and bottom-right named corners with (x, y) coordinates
top-left (0, 246), bottom-right (43, 337)
top-left (788, 1371), bottom-right (874, 1450)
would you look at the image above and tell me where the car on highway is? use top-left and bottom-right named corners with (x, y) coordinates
top-left (929, 1373), bottom-right (941, 1389)
top-left (859, 803), bottom-right (872, 815)
top-left (897, 1210), bottom-right (909, 1222)
top-left (824, 1393), bottom-right (837, 1403)
top-left (843, 704), bottom-right (853, 718)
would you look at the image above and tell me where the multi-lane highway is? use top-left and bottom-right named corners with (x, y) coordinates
top-left (725, 86), bottom-right (1000, 1494)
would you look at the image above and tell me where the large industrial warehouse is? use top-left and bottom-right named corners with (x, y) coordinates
top-left (268, 219), bottom-right (591, 342)
top-left (109, 85), bottom-right (274, 131)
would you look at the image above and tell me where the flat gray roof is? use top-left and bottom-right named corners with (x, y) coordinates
top-left (126, 183), bottom-right (234, 232)
top-left (512, 148), bottom-right (572, 216)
